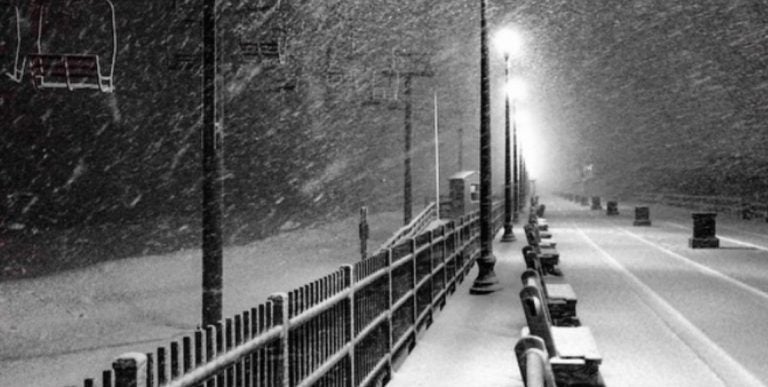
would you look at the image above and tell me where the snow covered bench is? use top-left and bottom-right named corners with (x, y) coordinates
top-left (523, 224), bottom-right (557, 254)
top-left (520, 285), bottom-right (604, 387)
top-left (522, 269), bottom-right (580, 327)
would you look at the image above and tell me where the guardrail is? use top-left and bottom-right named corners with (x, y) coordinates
top-left (71, 201), bottom-right (503, 387)
top-left (375, 202), bottom-right (438, 254)
top-left (634, 192), bottom-right (768, 220)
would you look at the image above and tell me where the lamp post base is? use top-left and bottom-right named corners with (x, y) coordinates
top-left (501, 226), bottom-right (516, 242)
top-left (470, 254), bottom-right (501, 294)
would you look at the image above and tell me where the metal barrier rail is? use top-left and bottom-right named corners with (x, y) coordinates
top-left (73, 202), bottom-right (503, 387)
top-left (635, 192), bottom-right (767, 218)
top-left (375, 202), bottom-right (438, 255)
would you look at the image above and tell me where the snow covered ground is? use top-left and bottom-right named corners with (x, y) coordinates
top-left (0, 210), bottom-right (405, 387)
top-left (6, 197), bottom-right (768, 387)
top-left (389, 197), bottom-right (768, 387)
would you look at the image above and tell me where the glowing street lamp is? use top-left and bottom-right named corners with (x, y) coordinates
top-left (496, 27), bottom-right (524, 243)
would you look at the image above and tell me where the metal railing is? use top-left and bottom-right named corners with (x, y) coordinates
top-left (635, 192), bottom-right (768, 219)
top-left (375, 202), bottom-right (438, 254)
top-left (73, 202), bottom-right (503, 387)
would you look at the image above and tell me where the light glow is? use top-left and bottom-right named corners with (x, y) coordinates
top-left (494, 27), bottom-right (523, 58)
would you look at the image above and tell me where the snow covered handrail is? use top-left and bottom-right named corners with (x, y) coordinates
top-left (374, 201), bottom-right (438, 254)
top-left (635, 192), bottom-right (760, 217)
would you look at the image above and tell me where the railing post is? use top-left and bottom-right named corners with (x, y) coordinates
top-left (410, 238), bottom-right (417, 331)
top-left (113, 352), bottom-right (147, 387)
top-left (268, 292), bottom-right (289, 387)
top-left (386, 248), bottom-right (394, 374)
top-left (340, 265), bottom-right (355, 386)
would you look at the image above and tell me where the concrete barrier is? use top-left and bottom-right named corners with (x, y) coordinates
top-left (590, 196), bottom-right (602, 210)
top-left (689, 212), bottom-right (719, 248)
top-left (633, 206), bottom-right (651, 226)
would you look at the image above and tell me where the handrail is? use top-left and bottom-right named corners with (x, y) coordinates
top-left (375, 201), bottom-right (437, 254)
top-left (635, 192), bottom-right (758, 215)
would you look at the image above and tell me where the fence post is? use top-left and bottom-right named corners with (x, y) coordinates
top-left (268, 292), bottom-right (289, 387)
top-left (359, 207), bottom-right (369, 260)
top-left (340, 265), bottom-right (355, 386)
top-left (386, 248), bottom-right (394, 373)
top-left (112, 352), bottom-right (148, 387)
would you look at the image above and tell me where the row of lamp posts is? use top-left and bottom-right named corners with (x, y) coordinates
top-left (201, 0), bottom-right (530, 323)
top-left (471, 0), bottom-right (529, 294)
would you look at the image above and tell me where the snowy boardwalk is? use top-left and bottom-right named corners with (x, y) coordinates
top-left (388, 197), bottom-right (768, 387)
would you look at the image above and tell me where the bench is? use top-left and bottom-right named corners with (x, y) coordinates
top-left (533, 219), bottom-right (553, 239)
top-left (524, 223), bottom-right (556, 250)
top-left (514, 335), bottom-right (557, 387)
top-left (520, 285), bottom-right (604, 386)
top-left (522, 269), bottom-right (580, 326)
top-left (522, 245), bottom-right (559, 275)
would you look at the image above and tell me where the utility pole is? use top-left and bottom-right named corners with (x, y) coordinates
top-left (384, 51), bottom-right (434, 225)
top-left (201, 0), bottom-right (223, 327)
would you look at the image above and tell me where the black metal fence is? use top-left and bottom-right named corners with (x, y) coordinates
top-left (74, 202), bottom-right (503, 387)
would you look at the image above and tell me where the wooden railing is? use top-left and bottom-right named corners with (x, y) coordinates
top-left (72, 202), bottom-right (504, 387)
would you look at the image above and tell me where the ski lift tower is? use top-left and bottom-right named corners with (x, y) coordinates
top-left (382, 49), bottom-right (434, 225)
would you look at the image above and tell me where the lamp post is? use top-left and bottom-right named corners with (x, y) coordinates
top-left (470, 0), bottom-right (501, 294)
top-left (495, 28), bottom-right (522, 242)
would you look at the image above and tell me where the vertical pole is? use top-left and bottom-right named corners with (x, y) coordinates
top-left (403, 75), bottom-right (413, 225)
top-left (501, 55), bottom-right (515, 242)
top-left (458, 126), bottom-right (464, 171)
top-left (470, 0), bottom-right (500, 294)
top-left (434, 92), bottom-right (440, 218)
top-left (202, 0), bottom-right (223, 326)
top-left (513, 98), bottom-right (520, 221)
top-left (359, 207), bottom-right (369, 260)
top-left (113, 353), bottom-right (148, 387)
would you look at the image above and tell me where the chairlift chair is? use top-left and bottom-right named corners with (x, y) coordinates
top-left (4, 5), bottom-right (25, 82)
top-left (26, 0), bottom-right (117, 92)
top-left (362, 71), bottom-right (401, 110)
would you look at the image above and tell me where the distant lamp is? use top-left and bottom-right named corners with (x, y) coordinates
top-left (494, 28), bottom-right (523, 59)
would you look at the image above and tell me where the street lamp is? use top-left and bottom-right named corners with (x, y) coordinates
top-left (495, 28), bottom-right (523, 242)
top-left (470, 0), bottom-right (501, 294)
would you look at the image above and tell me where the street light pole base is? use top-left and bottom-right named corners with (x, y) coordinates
top-left (470, 274), bottom-right (502, 294)
top-left (501, 227), bottom-right (516, 242)
top-left (470, 255), bottom-right (501, 294)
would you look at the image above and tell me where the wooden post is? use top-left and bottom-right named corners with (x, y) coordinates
top-left (359, 207), bottom-right (369, 260)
